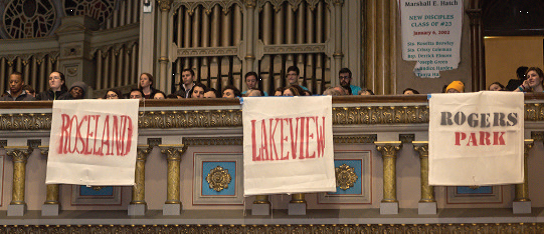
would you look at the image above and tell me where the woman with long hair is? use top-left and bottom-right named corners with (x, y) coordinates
top-left (514, 67), bottom-right (544, 93)
top-left (35, 71), bottom-right (68, 100)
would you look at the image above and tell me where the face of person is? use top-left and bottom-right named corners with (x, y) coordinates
top-left (70, 87), bottom-right (84, 99)
top-left (246, 75), bottom-right (257, 90)
top-left (222, 89), bottom-right (235, 98)
top-left (49, 72), bottom-right (64, 90)
top-left (527, 70), bottom-right (543, 88)
top-left (9, 74), bottom-right (24, 94)
top-left (283, 89), bottom-right (294, 96)
top-left (192, 86), bottom-right (205, 98)
top-left (274, 90), bottom-right (282, 96)
top-left (447, 88), bottom-right (460, 93)
top-left (204, 91), bottom-right (216, 98)
top-left (154, 93), bottom-right (165, 99)
top-left (106, 91), bottom-right (119, 99)
top-left (359, 91), bottom-right (372, 95)
top-left (404, 90), bottom-right (415, 95)
top-left (489, 84), bottom-right (502, 91)
top-left (140, 74), bottom-right (152, 88)
top-left (182, 71), bottom-right (194, 86)
top-left (130, 91), bottom-right (143, 99)
top-left (339, 72), bottom-right (351, 87)
top-left (287, 71), bottom-right (298, 85)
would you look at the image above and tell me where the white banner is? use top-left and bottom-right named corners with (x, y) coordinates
top-left (399, 0), bottom-right (463, 78)
top-left (429, 92), bottom-right (524, 185)
top-left (46, 99), bottom-right (139, 186)
top-left (242, 96), bottom-right (336, 196)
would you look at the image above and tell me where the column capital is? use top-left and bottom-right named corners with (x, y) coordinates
top-left (375, 141), bottom-right (402, 158)
top-left (157, 0), bottom-right (173, 12)
top-left (412, 141), bottom-right (429, 158)
top-left (244, 0), bottom-right (256, 8)
top-left (524, 139), bottom-right (534, 156)
top-left (160, 144), bottom-right (188, 161)
top-left (332, 0), bottom-right (344, 7)
top-left (5, 147), bottom-right (32, 163)
top-left (137, 145), bottom-right (152, 161)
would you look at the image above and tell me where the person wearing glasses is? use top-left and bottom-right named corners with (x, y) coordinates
top-left (35, 71), bottom-right (68, 100)
top-left (338, 68), bottom-right (361, 95)
top-left (103, 88), bottom-right (123, 99)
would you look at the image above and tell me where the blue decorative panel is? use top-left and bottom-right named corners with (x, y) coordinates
top-left (80, 186), bottom-right (114, 196)
top-left (202, 161), bottom-right (236, 196)
top-left (328, 159), bottom-right (362, 195)
top-left (457, 186), bottom-right (492, 194)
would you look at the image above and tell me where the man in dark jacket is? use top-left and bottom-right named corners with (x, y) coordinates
top-left (59, 81), bottom-right (88, 100)
top-left (0, 72), bottom-right (35, 101)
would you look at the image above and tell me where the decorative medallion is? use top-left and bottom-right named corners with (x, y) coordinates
top-left (206, 166), bottom-right (232, 192)
top-left (335, 164), bottom-right (358, 190)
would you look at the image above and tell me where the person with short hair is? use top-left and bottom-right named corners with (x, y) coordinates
top-left (445, 81), bottom-right (464, 93)
top-left (323, 87), bottom-right (343, 96)
top-left (358, 88), bottom-right (375, 95)
top-left (403, 88), bottom-right (420, 95)
top-left (174, 68), bottom-right (196, 98)
top-left (1, 72), bottom-right (35, 101)
top-left (104, 88), bottom-right (122, 99)
top-left (36, 71), bottom-right (68, 100)
top-left (338, 68), bottom-right (361, 95)
top-left (222, 85), bottom-right (241, 98)
top-left (286, 66), bottom-right (308, 91)
top-left (273, 87), bottom-right (283, 96)
top-left (242, 72), bottom-right (268, 96)
top-left (246, 89), bottom-right (263, 97)
top-left (59, 81), bottom-right (88, 100)
top-left (129, 88), bottom-right (144, 100)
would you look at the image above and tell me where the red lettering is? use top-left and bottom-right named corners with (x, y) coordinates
top-left (101, 115), bottom-right (111, 155)
top-left (454, 132), bottom-right (466, 146)
top-left (466, 132), bottom-right (478, 146)
top-left (280, 118), bottom-right (289, 160)
top-left (269, 118), bottom-right (279, 160)
top-left (92, 115), bottom-right (102, 155)
top-left (260, 119), bottom-right (269, 160)
top-left (316, 117), bottom-right (326, 158)
top-left (67, 115), bottom-right (79, 154)
top-left (305, 117), bottom-right (316, 159)
top-left (479, 131), bottom-right (491, 145)
top-left (58, 114), bottom-right (71, 154)
top-left (289, 118), bottom-right (299, 159)
top-left (493, 132), bottom-right (506, 145)
top-left (251, 120), bottom-right (259, 161)
top-left (298, 117), bottom-right (305, 159)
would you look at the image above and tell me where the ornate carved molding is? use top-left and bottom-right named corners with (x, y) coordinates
top-left (139, 110), bottom-right (243, 129)
top-left (206, 166), bottom-right (232, 192)
top-left (174, 1), bottom-right (244, 16)
top-left (263, 44), bottom-right (326, 54)
top-left (176, 46), bottom-right (238, 57)
top-left (333, 135), bottom-right (377, 144)
top-left (333, 106), bottom-right (429, 125)
top-left (184, 137), bottom-right (243, 146)
top-left (335, 164), bottom-right (358, 190)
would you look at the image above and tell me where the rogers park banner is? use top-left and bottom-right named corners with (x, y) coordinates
top-left (399, 0), bottom-right (463, 78)
top-left (46, 99), bottom-right (139, 186)
top-left (242, 96), bottom-right (335, 196)
top-left (429, 92), bottom-right (524, 186)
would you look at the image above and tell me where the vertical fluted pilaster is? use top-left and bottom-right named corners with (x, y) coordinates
top-left (332, 0), bottom-right (344, 79)
top-left (515, 140), bottom-right (534, 202)
top-left (39, 146), bottom-right (59, 205)
top-left (157, 0), bottom-right (173, 89)
top-left (131, 146), bottom-right (152, 205)
top-left (244, 0), bottom-right (256, 74)
top-left (413, 141), bottom-right (435, 203)
top-left (160, 144), bottom-right (188, 205)
top-left (6, 147), bottom-right (32, 205)
top-left (375, 142), bottom-right (402, 203)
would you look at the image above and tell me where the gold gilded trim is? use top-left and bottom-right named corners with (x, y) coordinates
top-left (332, 106), bottom-right (429, 125)
top-left (184, 137), bottom-right (242, 146)
top-left (335, 164), bottom-right (358, 190)
top-left (206, 166), bottom-right (232, 192)
top-left (334, 135), bottom-right (377, 144)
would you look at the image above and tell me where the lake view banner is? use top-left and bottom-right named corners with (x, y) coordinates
top-left (399, 0), bottom-right (463, 78)
top-left (46, 99), bottom-right (139, 186)
top-left (428, 92), bottom-right (524, 186)
top-left (242, 96), bottom-right (335, 196)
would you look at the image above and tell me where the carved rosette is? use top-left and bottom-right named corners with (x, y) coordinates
top-left (335, 164), bottom-right (358, 190)
top-left (206, 166), bottom-right (232, 192)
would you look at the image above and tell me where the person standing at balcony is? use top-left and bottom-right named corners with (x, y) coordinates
top-left (241, 72), bottom-right (268, 96)
top-left (1, 72), bottom-right (35, 101)
top-left (139, 73), bottom-right (158, 99)
top-left (35, 71), bottom-right (68, 100)
top-left (175, 68), bottom-right (196, 98)
top-left (286, 66), bottom-right (308, 91)
top-left (338, 68), bottom-right (361, 95)
top-left (514, 67), bottom-right (544, 93)
top-left (59, 82), bottom-right (88, 100)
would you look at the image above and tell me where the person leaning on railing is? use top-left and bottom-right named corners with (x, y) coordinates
top-left (514, 67), bottom-right (544, 93)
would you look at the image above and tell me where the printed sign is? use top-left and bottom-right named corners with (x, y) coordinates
top-left (46, 99), bottom-right (139, 186)
top-left (400, 0), bottom-right (463, 78)
top-left (429, 92), bottom-right (524, 185)
top-left (242, 96), bottom-right (336, 196)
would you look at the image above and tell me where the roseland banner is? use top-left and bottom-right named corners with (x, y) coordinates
top-left (46, 99), bottom-right (139, 186)
top-left (242, 96), bottom-right (336, 196)
top-left (429, 92), bottom-right (524, 186)
top-left (399, 0), bottom-right (463, 78)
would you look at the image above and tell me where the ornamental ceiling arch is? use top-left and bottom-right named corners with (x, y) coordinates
top-left (0, 0), bottom-right (119, 39)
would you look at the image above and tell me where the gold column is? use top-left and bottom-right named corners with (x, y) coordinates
top-left (290, 193), bottom-right (306, 204)
top-left (413, 141), bottom-right (435, 203)
top-left (131, 146), bottom-right (152, 205)
top-left (6, 147), bottom-right (32, 205)
top-left (253, 195), bottom-right (270, 204)
top-left (160, 144), bottom-right (188, 205)
top-left (515, 139), bottom-right (534, 202)
top-left (39, 146), bottom-right (59, 205)
top-left (375, 141), bottom-right (402, 203)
